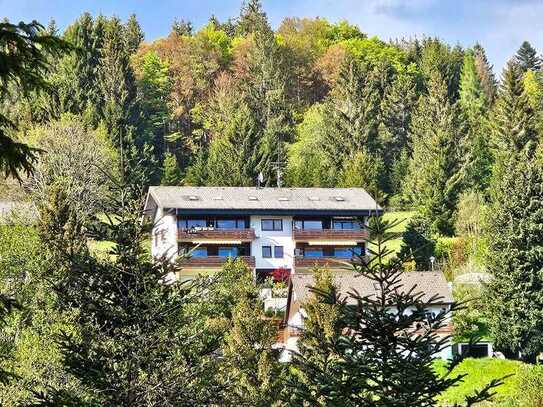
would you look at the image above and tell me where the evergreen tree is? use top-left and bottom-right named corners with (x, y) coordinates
top-left (339, 150), bottom-right (385, 203)
top-left (242, 21), bottom-right (294, 186)
top-left (284, 267), bottom-right (346, 405)
top-left (161, 151), bottom-right (182, 185)
top-left (459, 50), bottom-right (492, 192)
top-left (286, 216), bottom-right (503, 405)
top-left (515, 41), bottom-right (540, 73)
top-left (377, 72), bottom-right (418, 195)
top-left (171, 18), bottom-right (193, 36)
top-left (0, 20), bottom-right (67, 180)
top-left (237, 0), bottom-right (269, 36)
top-left (484, 145), bottom-right (543, 362)
top-left (404, 72), bottom-right (465, 235)
top-left (473, 43), bottom-right (497, 105)
top-left (124, 14), bottom-right (144, 54)
top-left (491, 60), bottom-right (537, 153)
top-left (321, 59), bottom-right (380, 172)
top-left (222, 298), bottom-right (284, 406)
top-left (399, 215), bottom-right (436, 270)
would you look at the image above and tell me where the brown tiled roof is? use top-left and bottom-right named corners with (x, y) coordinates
top-left (291, 271), bottom-right (453, 305)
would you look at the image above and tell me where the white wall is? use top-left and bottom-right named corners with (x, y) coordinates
top-left (250, 215), bottom-right (295, 271)
top-left (151, 208), bottom-right (178, 262)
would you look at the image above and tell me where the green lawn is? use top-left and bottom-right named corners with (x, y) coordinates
top-left (434, 358), bottom-right (522, 406)
top-left (370, 210), bottom-right (415, 257)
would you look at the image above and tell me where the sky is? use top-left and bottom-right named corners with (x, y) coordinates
top-left (2, 0), bottom-right (543, 74)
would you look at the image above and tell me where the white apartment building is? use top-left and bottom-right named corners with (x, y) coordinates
top-left (144, 186), bottom-right (381, 280)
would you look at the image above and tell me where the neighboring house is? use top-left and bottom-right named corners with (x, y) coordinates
top-left (282, 271), bottom-right (454, 360)
top-left (143, 186), bottom-right (381, 281)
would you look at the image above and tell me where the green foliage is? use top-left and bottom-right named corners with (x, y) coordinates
top-left (404, 72), bottom-right (465, 235)
top-left (484, 146), bottom-right (543, 362)
top-left (399, 214), bottom-right (436, 270)
top-left (160, 151), bottom-right (182, 186)
top-left (512, 364), bottom-right (543, 406)
top-left (285, 216), bottom-right (501, 406)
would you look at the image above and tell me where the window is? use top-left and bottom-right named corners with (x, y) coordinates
top-left (333, 220), bottom-right (361, 230)
top-left (305, 248), bottom-right (323, 258)
top-left (262, 246), bottom-right (272, 258)
top-left (261, 219), bottom-right (282, 231)
top-left (334, 246), bottom-right (363, 258)
top-left (178, 219), bottom-right (206, 229)
top-left (274, 246), bottom-right (284, 258)
top-left (216, 219), bottom-right (245, 229)
top-left (218, 247), bottom-right (238, 257)
top-left (294, 220), bottom-right (323, 230)
top-left (191, 247), bottom-right (208, 257)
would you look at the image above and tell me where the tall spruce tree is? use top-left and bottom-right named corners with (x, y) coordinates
top-left (286, 216), bottom-right (503, 406)
top-left (378, 72), bottom-right (418, 195)
top-left (404, 72), bottom-right (465, 235)
top-left (237, 0), bottom-right (269, 36)
top-left (459, 50), bottom-right (493, 192)
top-left (124, 14), bottom-right (144, 54)
top-left (515, 41), bottom-right (541, 73)
top-left (321, 59), bottom-right (381, 181)
top-left (473, 43), bottom-right (497, 105)
top-left (491, 60), bottom-right (537, 153)
top-left (484, 145), bottom-right (543, 362)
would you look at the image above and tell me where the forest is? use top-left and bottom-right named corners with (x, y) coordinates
top-left (1, 0), bottom-right (543, 405)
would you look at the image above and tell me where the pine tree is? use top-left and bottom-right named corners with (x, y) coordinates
top-left (484, 145), bottom-right (543, 362)
top-left (491, 60), bottom-right (537, 153)
top-left (161, 151), bottom-right (182, 185)
top-left (473, 43), bottom-right (497, 105)
top-left (222, 298), bottom-right (284, 406)
top-left (286, 216), bottom-right (503, 405)
top-left (321, 59), bottom-right (380, 171)
top-left (284, 267), bottom-right (347, 405)
top-left (404, 72), bottom-right (465, 235)
top-left (171, 18), bottom-right (193, 36)
top-left (237, 0), bottom-right (269, 36)
top-left (124, 14), bottom-right (144, 54)
top-left (459, 50), bottom-right (492, 192)
top-left (515, 41), bottom-right (540, 73)
top-left (378, 72), bottom-right (418, 194)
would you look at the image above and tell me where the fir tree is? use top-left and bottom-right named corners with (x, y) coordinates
top-left (286, 216), bottom-right (503, 405)
top-left (124, 14), bottom-right (144, 54)
top-left (404, 72), bottom-right (465, 235)
top-left (491, 60), bottom-right (537, 153)
top-left (237, 0), bottom-right (270, 36)
top-left (161, 151), bottom-right (182, 185)
top-left (171, 18), bottom-right (193, 36)
top-left (459, 50), bottom-right (492, 192)
top-left (515, 41), bottom-right (540, 73)
top-left (321, 59), bottom-right (380, 171)
top-left (484, 145), bottom-right (543, 362)
top-left (473, 43), bottom-right (497, 105)
top-left (378, 72), bottom-right (418, 195)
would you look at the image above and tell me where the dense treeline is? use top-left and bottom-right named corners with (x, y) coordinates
top-left (2, 0), bottom-right (543, 404)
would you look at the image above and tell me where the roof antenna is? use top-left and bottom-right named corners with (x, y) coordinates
top-left (271, 161), bottom-right (285, 188)
top-left (257, 172), bottom-right (264, 189)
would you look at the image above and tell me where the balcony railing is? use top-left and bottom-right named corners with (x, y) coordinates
top-left (294, 256), bottom-right (367, 269)
top-left (293, 228), bottom-right (369, 241)
top-left (179, 255), bottom-right (256, 268)
top-left (178, 228), bottom-right (256, 242)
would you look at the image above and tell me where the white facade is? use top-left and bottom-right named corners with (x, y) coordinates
top-left (151, 207), bottom-right (178, 261)
top-left (250, 215), bottom-right (295, 271)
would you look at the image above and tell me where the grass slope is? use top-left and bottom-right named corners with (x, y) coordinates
top-left (435, 358), bottom-right (521, 406)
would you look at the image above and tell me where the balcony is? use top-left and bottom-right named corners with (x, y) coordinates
top-left (179, 255), bottom-right (256, 268)
top-left (178, 228), bottom-right (256, 243)
top-left (293, 228), bottom-right (369, 242)
top-left (294, 256), bottom-right (367, 269)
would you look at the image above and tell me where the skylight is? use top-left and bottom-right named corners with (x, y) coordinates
top-left (278, 197), bottom-right (289, 201)
top-left (212, 196), bottom-right (223, 200)
top-left (335, 196), bottom-right (345, 201)
top-left (248, 196), bottom-right (258, 201)
top-left (188, 195), bottom-right (199, 201)
top-left (308, 196), bottom-right (320, 201)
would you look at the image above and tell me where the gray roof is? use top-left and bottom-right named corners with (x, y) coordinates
top-left (145, 186), bottom-right (380, 213)
top-left (291, 271), bottom-right (453, 305)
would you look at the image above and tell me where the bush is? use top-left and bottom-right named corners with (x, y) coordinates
top-left (513, 364), bottom-right (543, 406)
